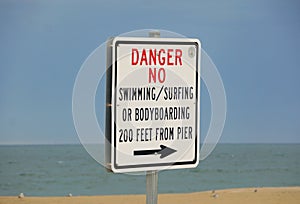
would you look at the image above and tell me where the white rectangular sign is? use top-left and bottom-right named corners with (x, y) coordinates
top-left (108, 37), bottom-right (201, 173)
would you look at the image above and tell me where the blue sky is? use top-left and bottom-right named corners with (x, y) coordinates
top-left (0, 0), bottom-right (299, 144)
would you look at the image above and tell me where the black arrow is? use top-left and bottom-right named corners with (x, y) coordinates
top-left (133, 145), bottom-right (177, 159)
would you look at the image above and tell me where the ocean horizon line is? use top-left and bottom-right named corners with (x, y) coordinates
top-left (0, 142), bottom-right (299, 146)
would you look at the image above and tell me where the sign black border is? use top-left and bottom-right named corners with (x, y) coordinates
top-left (113, 39), bottom-right (199, 170)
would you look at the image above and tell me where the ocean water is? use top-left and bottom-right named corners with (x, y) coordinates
top-left (0, 144), bottom-right (299, 196)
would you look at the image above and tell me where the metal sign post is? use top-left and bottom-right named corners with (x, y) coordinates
top-left (146, 170), bottom-right (158, 204)
top-left (146, 30), bottom-right (160, 204)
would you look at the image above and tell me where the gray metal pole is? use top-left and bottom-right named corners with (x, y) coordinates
top-left (149, 30), bottom-right (160, 38)
top-left (146, 171), bottom-right (158, 204)
top-left (146, 30), bottom-right (160, 204)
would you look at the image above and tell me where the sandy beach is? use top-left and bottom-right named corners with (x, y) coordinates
top-left (0, 187), bottom-right (299, 204)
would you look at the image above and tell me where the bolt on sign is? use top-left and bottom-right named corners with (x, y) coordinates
top-left (106, 37), bottom-right (201, 173)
